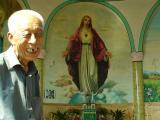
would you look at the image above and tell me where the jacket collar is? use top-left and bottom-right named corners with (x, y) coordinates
top-left (4, 46), bottom-right (21, 70)
top-left (4, 46), bottom-right (37, 74)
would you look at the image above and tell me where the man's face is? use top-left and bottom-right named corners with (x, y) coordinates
top-left (8, 16), bottom-right (43, 62)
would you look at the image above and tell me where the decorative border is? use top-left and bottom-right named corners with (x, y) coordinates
top-left (21, 0), bottom-right (31, 9)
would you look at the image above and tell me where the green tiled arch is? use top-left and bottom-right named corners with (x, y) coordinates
top-left (138, 1), bottom-right (160, 51)
top-left (21, 0), bottom-right (31, 9)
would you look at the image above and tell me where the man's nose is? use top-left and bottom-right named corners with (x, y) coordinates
top-left (29, 34), bottom-right (37, 44)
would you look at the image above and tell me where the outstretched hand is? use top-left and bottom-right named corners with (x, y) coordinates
top-left (106, 51), bottom-right (112, 58)
top-left (63, 50), bottom-right (69, 57)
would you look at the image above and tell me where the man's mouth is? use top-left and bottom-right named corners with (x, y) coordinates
top-left (26, 48), bottom-right (38, 53)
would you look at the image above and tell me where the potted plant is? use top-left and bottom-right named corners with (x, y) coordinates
top-left (111, 109), bottom-right (125, 120)
top-left (96, 108), bottom-right (109, 120)
top-left (50, 110), bottom-right (69, 120)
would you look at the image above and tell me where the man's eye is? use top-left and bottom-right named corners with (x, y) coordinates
top-left (18, 31), bottom-right (43, 39)
top-left (22, 33), bottom-right (31, 38)
top-left (35, 31), bottom-right (43, 38)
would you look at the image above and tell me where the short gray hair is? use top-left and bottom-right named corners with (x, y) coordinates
top-left (8, 9), bottom-right (44, 33)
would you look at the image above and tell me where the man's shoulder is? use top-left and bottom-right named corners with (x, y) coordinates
top-left (0, 52), bottom-right (5, 65)
top-left (0, 53), bottom-right (5, 75)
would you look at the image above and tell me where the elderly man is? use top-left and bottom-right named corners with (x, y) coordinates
top-left (0, 9), bottom-right (44, 120)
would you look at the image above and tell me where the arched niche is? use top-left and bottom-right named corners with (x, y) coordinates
top-left (43, 0), bottom-right (135, 104)
top-left (140, 1), bottom-right (160, 102)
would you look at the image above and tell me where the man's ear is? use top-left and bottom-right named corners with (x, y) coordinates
top-left (7, 32), bottom-right (16, 45)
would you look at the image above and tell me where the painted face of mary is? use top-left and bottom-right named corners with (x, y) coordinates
top-left (83, 16), bottom-right (91, 27)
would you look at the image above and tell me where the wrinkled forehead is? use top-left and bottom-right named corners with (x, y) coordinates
top-left (15, 16), bottom-right (43, 31)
